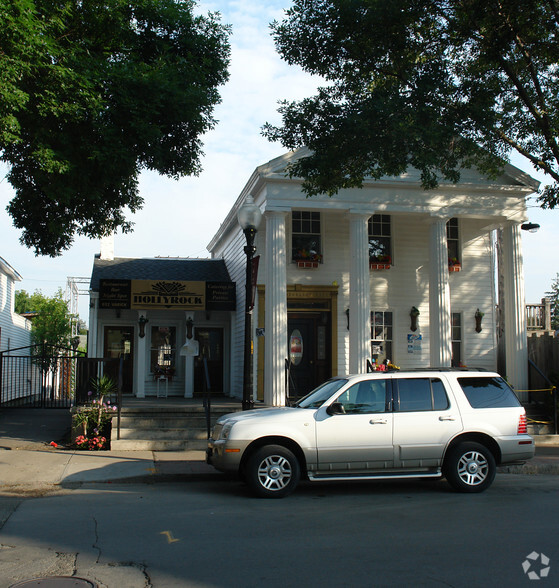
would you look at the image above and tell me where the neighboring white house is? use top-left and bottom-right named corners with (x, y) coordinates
top-left (208, 148), bottom-right (539, 406)
top-left (0, 256), bottom-right (31, 352)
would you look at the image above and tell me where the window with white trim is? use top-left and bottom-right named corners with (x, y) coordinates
top-left (150, 326), bottom-right (176, 377)
top-left (371, 311), bottom-right (393, 365)
top-left (291, 211), bottom-right (322, 263)
top-left (451, 312), bottom-right (462, 367)
top-left (446, 218), bottom-right (460, 265)
top-left (368, 214), bottom-right (392, 264)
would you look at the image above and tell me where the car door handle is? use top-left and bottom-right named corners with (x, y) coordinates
top-left (439, 416), bottom-right (456, 421)
top-left (369, 418), bottom-right (387, 425)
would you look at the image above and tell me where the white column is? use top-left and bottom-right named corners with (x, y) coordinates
top-left (264, 210), bottom-right (288, 406)
top-left (429, 217), bottom-right (452, 367)
top-left (349, 212), bottom-right (371, 373)
top-left (502, 222), bottom-right (528, 395)
top-left (135, 311), bottom-right (147, 398)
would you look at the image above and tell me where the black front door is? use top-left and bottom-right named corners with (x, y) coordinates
top-left (287, 313), bottom-right (330, 401)
top-left (194, 328), bottom-right (224, 394)
top-left (103, 326), bottom-right (134, 394)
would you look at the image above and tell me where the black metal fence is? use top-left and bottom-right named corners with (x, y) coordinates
top-left (0, 344), bottom-right (84, 408)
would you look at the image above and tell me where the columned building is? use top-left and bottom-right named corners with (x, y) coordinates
top-left (208, 148), bottom-right (538, 406)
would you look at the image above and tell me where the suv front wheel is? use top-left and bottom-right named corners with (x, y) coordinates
top-left (443, 441), bottom-right (496, 493)
top-left (246, 445), bottom-right (301, 498)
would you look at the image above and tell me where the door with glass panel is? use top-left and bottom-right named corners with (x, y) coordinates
top-left (103, 326), bottom-right (134, 394)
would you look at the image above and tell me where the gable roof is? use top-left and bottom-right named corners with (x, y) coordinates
top-left (90, 257), bottom-right (232, 291)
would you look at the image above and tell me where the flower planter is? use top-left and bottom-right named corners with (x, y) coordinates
top-left (449, 264), bottom-right (461, 272)
top-left (296, 261), bottom-right (319, 269)
top-left (370, 263), bottom-right (391, 270)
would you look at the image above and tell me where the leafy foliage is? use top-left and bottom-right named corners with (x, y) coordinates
top-left (264, 0), bottom-right (559, 202)
top-left (546, 273), bottom-right (559, 330)
top-left (0, 0), bottom-right (230, 255)
top-left (15, 288), bottom-right (73, 347)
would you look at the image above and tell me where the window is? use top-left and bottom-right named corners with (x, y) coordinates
top-left (292, 211), bottom-right (322, 263)
top-left (150, 326), bottom-right (176, 376)
top-left (458, 377), bottom-right (521, 409)
top-left (396, 378), bottom-right (450, 412)
top-left (336, 380), bottom-right (388, 414)
top-left (371, 311), bottom-right (393, 364)
top-left (451, 312), bottom-right (462, 367)
top-left (368, 214), bottom-right (392, 263)
top-left (446, 218), bottom-right (460, 264)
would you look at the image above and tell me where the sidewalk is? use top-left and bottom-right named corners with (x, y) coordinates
top-left (0, 409), bottom-right (558, 489)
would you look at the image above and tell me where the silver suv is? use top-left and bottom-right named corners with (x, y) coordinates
top-left (206, 370), bottom-right (534, 497)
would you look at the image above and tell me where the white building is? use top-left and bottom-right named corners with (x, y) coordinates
top-left (0, 256), bottom-right (31, 351)
top-left (208, 148), bottom-right (539, 406)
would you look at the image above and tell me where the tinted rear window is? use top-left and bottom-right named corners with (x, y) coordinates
top-left (458, 377), bottom-right (521, 408)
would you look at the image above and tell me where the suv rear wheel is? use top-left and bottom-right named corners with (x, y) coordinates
top-left (443, 441), bottom-right (496, 493)
top-left (246, 445), bottom-right (300, 498)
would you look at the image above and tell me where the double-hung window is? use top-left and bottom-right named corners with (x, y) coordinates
top-left (371, 311), bottom-right (393, 364)
top-left (150, 326), bottom-right (176, 377)
top-left (451, 312), bottom-right (462, 367)
top-left (292, 211), bottom-right (322, 263)
top-left (447, 218), bottom-right (460, 267)
top-left (368, 214), bottom-right (392, 264)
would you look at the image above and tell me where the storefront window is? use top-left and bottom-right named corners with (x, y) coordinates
top-left (150, 326), bottom-right (176, 378)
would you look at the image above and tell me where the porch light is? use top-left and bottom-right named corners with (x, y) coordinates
top-left (237, 195), bottom-right (262, 410)
top-left (521, 222), bottom-right (540, 233)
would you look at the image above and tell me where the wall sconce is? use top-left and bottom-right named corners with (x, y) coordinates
top-left (186, 317), bottom-right (194, 339)
top-left (475, 309), bottom-right (484, 333)
top-left (345, 308), bottom-right (350, 330)
top-left (138, 315), bottom-right (149, 338)
top-left (410, 306), bottom-right (420, 332)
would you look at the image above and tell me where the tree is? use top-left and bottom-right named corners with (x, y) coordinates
top-left (546, 274), bottom-right (559, 330)
top-left (1, 0), bottom-right (230, 256)
top-left (15, 288), bottom-right (73, 346)
top-left (264, 0), bottom-right (559, 203)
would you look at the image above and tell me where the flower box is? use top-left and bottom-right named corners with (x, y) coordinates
top-left (370, 263), bottom-right (391, 270)
top-left (449, 263), bottom-right (461, 272)
top-left (296, 260), bottom-right (319, 269)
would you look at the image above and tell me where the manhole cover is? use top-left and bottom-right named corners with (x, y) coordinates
top-left (10, 577), bottom-right (96, 588)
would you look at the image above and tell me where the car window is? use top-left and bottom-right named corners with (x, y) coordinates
top-left (396, 378), bottom-right (449, 412)
top-left (295, 378), bottom-right (348, 408)
top-left (458, 377), bottom-right (521, 408)
top-left (335, 380), bottom-right (387, 414)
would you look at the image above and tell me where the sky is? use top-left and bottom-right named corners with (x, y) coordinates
top-left (1, 0), bottom-right (557, 325)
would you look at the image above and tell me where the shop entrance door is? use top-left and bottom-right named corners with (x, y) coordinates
top-left (194, 328), bottom-right (224, 394)
top-left (103, 326), bottom-right (134, 394)
top-left (287, 313), bottom-right (330, 401)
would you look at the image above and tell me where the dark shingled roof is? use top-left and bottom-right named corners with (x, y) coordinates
top-left (90, 257), bottom-right (232, 290)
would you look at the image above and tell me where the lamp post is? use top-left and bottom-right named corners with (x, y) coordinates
top-left (237, 195), bottom-right (262, 410)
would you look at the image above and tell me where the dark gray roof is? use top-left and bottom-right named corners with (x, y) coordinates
top-left (90, 257), bottom-right (232, 290)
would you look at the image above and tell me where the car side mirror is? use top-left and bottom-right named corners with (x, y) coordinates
top-left (326, 402), bottom-right (346, 416)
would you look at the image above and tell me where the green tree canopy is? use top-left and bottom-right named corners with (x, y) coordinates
top-left (1, 0), bottom-right (230, 256)
top-left (264, 0), bottom-right (559, 202)
top-left (546, 274), bottom-right (559, 330)
top-left (16, 289), bottom-right (73, 349)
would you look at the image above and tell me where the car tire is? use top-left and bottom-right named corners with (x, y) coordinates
top-left (246, 445), bottom-right (300, 498)
top-left (443, 441), bottom-right (496, 493)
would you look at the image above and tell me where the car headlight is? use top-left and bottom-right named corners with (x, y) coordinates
top-left (220, 423), bottom-right (233, 440)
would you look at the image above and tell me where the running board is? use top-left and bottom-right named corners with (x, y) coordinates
top-left (308, 470), bottom-right (442, 483)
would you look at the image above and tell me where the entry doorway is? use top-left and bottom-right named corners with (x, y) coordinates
top-left (103, 326), bottom-right (134, 394)
top-left (287, 312), bottom-right (331, 401)
top-left (194, 328), bottom-right (224, 395)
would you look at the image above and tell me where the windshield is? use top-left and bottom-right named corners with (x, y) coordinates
top-left (294, 378), bottom-right (348, 408)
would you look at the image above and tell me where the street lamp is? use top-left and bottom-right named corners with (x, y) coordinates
top-left (237, 195), bottom-right (262, 410)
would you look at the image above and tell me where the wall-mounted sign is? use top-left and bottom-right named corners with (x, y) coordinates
top-left (99, 279), bottom-right (235, 311)
top-left (290, 329), bottom-right (303, 366)
top-left (407, 333), bottom-right (423, 354)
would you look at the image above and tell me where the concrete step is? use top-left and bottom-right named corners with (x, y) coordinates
top-left (110, 438), bottom-right (209, 451)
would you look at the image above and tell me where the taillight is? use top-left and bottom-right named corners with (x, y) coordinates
top-left (518, 412), bottom-right (527, 434)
